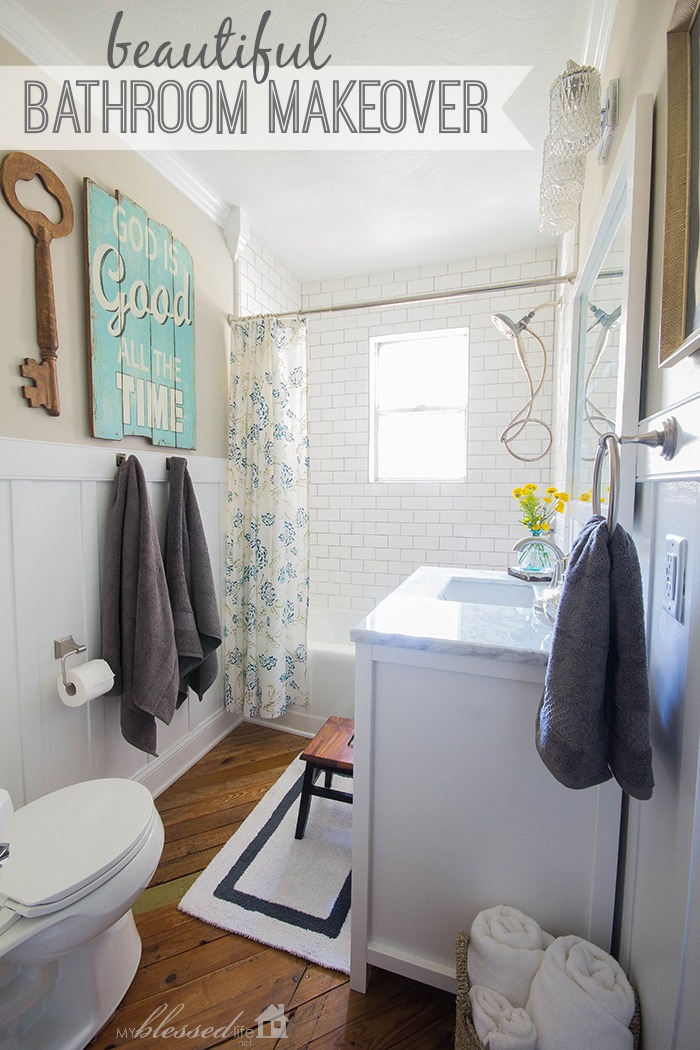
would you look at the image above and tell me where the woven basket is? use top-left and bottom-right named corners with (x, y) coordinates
top-left (454, 932), bottom-right (641, 1050)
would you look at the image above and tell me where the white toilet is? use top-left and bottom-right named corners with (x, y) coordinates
top-left (0, 778), bottom-right (164, 1050)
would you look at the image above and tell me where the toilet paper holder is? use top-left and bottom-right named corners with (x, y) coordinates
top-left (54, 635), bottom-right (87, 693)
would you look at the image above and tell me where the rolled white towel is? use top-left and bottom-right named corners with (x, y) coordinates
top-left (469, 985), bottom-right (537, 1050)
top-left (526, 935), bottom-right (635, 1050)
top-left (468, 905), bottom-right (554, 1008)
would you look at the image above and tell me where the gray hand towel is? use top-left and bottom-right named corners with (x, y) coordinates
top-left (605, 524), bottom-right (654, 799)
top-left (101, 456), bottom-right (179, 756)
top-left (537, 514), bottom-right (653, 800)
top-left (537, 515), bottom-right (613, 789)
top-left (165, 457), bottom-right (222, 705)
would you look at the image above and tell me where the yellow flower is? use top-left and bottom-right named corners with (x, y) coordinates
top-left (579, 492), bottom-right (592, 502)
top-left (512, 482), bottom-right (569, 531)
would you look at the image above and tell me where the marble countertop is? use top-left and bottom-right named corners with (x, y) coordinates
top-left (350, 566), bottom-right (553, 665)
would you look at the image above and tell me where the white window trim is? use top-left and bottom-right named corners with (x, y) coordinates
top-left (369, 327), bottom-right (470, 483)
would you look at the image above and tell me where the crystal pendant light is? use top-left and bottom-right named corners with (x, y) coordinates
top-left (549, 61), bottom-right (602, 154)
top-left (539, 59), bottom-right (602, 234)
top-left (538, 134), bottom-right (586, 235)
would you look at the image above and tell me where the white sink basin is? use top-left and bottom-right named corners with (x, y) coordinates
top-left (438, 577), bottom-right (535, 606)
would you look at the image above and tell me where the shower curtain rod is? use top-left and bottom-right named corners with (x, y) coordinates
top-left (227, 271), bottom-right (577, 325)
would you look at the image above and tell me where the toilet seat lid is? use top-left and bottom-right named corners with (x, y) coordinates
top-left (0, 778), bottom-right (156, 912)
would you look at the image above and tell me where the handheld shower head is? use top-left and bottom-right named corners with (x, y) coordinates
top-left (490, 300), bottom-right (559, 463)
top-left (491, 311), bottom-right (535, 340)
top-left (582, 303), bottom-right (623, 441)
top-left (589, 303), bottom-right (622, 331)
top-left (491, 299), bottom-right (560, 340)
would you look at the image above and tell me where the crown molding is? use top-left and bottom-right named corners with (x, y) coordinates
top-left (0, 0), bottom-right (229, 228)
top-left (0, 0), bottom-right (81, 65)
top-left (134, 150), bottom-right (230, 227)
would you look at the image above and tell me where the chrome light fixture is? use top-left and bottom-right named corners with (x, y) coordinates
top-left (539, 135), bottom-right (586, 236)
top-left (549, 61), bottom-right (602, 154)
top-left (539, 60), bottom-right (605, 235)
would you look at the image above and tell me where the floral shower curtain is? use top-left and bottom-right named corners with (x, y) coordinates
top-left (224, 316), bottom-right (310, 719)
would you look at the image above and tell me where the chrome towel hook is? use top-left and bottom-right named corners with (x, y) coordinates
top-left (592, 416), bottom-right (679, 531)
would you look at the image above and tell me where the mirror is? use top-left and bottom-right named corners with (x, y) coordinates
top-left (572, 227), bottom-right (625, 498)
top-left (567, 95), bottom-right (653, 532)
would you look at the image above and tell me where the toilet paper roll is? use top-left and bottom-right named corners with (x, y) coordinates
top-left (56, 659), bottom-right (115, 708)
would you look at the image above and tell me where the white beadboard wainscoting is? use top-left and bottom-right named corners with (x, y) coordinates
top-left (0, 437), bottom-right (238, 808)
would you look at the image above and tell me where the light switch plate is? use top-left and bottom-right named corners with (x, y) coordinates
top-left (663, 535), bottom-right (687, 622)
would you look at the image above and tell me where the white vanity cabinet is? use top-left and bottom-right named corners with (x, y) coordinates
top-left (349, 567), bottom-right (622, 993)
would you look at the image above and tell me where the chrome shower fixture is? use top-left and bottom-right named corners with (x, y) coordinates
top-left (491, 310), bottom-right (536, 340)
top-left (490, 300), bottom-right (559, 340)
top-left (583, 302), bottom-right (623, 444)
top-left (589, 303), bottom-right (622, 331)
top-left (491, 300), bottom-right (560, 463)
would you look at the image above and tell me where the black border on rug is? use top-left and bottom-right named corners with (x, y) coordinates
top-left (213, 769), bottom-right (351, 939)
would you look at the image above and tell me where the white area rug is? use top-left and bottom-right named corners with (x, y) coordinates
top-left (179, 755), bottom-right (351, 974)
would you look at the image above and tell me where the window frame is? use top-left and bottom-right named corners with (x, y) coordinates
top-left (369, 327), bottom-right (470, 484)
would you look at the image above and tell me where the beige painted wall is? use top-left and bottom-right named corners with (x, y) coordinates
top-left (0, 39), bottom-right (232, 459)
top-left (579, 0), bottom-right (700, 417)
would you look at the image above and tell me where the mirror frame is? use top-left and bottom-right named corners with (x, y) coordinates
top-left (566, 94), bottom-right (653, 532)
top-left (660, 0), bottom-right (700, 366)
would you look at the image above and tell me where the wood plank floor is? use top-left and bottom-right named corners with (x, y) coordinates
top-left (90, 722), bottom-right (456, 1049)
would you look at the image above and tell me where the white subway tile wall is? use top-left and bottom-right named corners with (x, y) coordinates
top-left (236, 236), bottom-right (562, 614)
top-left (304, 248), bottom-right (562, 612)
top-left (237, 234), bottom-right (302, 316)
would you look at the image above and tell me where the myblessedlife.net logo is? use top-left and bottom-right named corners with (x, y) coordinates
top-left (117, 1002), bottom-right (289, 1041)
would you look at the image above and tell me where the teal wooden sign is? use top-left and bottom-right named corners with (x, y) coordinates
top-left (84, 180), bottom-right (196, 448)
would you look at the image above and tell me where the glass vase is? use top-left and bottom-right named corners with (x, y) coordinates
top-left (517, 530), bottom-right (552, 573)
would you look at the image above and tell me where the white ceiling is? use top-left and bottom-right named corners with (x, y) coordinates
top-left (2, 0), bottom-right (614, 282)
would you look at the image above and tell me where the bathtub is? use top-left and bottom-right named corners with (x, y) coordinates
top-left (247, 606), bottom-right (361, 735)
top-left (307, 606), bottom-right (359, 724)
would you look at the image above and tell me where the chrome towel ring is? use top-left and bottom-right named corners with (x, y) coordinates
top-left (592, 432), bottom-right (620, 531)
top-left (592, 417), bottom-right (678, 531)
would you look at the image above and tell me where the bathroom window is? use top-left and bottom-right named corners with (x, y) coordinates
top-left (369, 328), bottom-right (469, 482)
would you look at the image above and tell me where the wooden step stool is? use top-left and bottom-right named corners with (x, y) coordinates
top-left (294, 716), bottom-right (354, 839)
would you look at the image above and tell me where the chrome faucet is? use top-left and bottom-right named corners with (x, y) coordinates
top-left (512, 536), bottom-right (567, 589)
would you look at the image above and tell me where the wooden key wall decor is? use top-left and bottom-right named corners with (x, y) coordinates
top-left (1, 152), bottom-right (74, 416)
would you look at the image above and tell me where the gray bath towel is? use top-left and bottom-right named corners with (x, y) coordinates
top-left (102, 456), bottom-right (180, 756)
top-left (537, 515), bottom-right (653, 799)
top-left (165, 457), bottom-right (222, 705)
